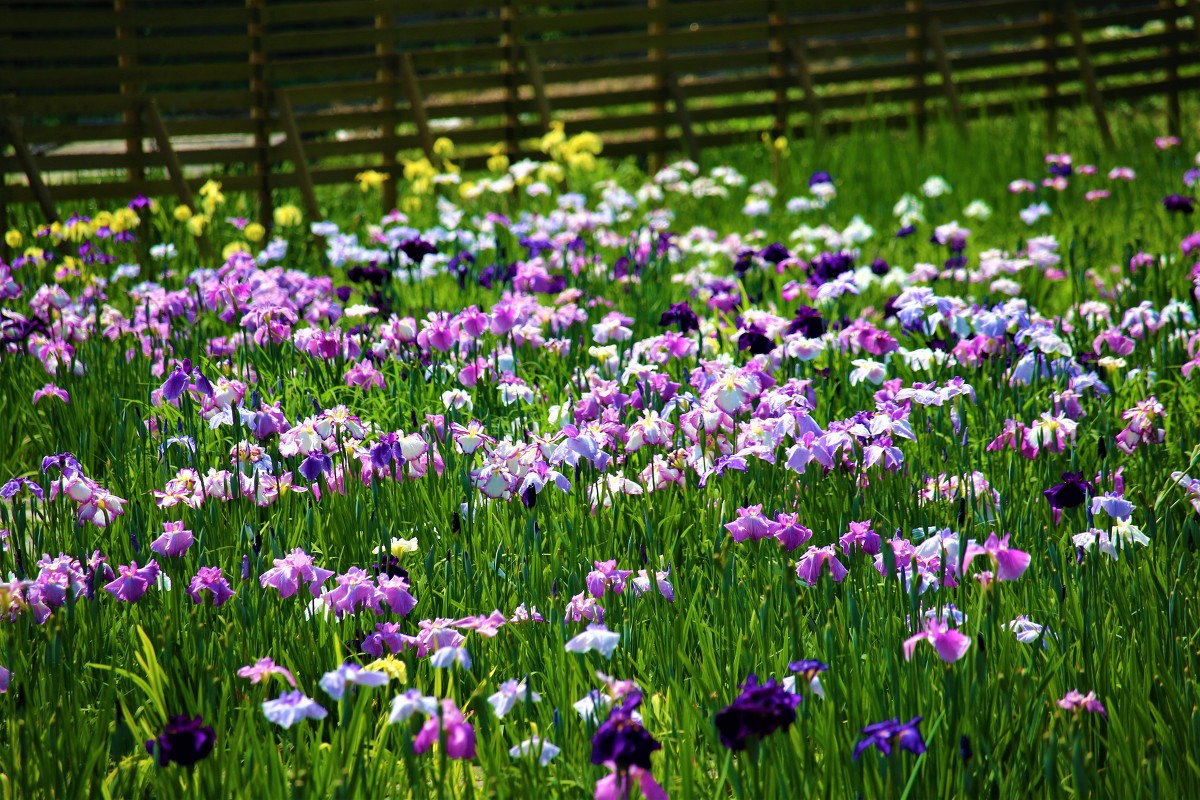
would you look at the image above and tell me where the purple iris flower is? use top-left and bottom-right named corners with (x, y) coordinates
top-left (318, 662), bottom-right (390, 701)
top-left (1043, 472), bottom-right (1092, 510)
top-left (591, 692), bottom-right (660, 770)
top-left (586, 560), bottom-right (634, 598)
top-left (262, 691), bottom-right (327, 728)
top-left (809, 170), bottom-right (833, 187)
top-left (361, 622), bottom-right (419, 657)
top-left (737, 323), bottom-right (775, 355)
top-left (253, 402), bottom-right (290, 439)
top-left (1057, 689), bottom-right (1106, 717)
top-left (398, 237), bottom-right (437, 263)
top-left (160, 359), bottom-right (214, 403)
top-left (376, 574), bottom-right (417, 615)
top-left (41, 452), bottom-right (82, 479)
top-left (786, 305), bottom-right (826, 338)
top-left (0, 477), bottom-right (44, 502)
top-left (370, 433), bottom-right (404, 470)
top-left (839, 520), bottom-right (881, 556)
top-left (725, 505), bottom-right (778, 543)
top-left (853, 716), bottom-right (926, 760)
top-left (150, 521), bottom-right (194, 558)
top-left (795, 545), bottom-right (848, 586)
top-left (298, 452), bottom-right (332, 482)
top-left (324, 567), bottom-right (383, 618)
top-left (145, 715), bottom-right (215, 767)
top-left (187, 567), bottom-right (234, 607)
top-left (259, 548), bottom-right (334, 599)
top-left (413, 698), bottom-right (476, 759)
top-left (714, 674), bottom-right (801, 750)
top-left (1163, 194), bottom-right (1195, 214)
top-left (963, 533), bottom-right (1030, 581)
top-left (658, 301), bottom-right (699, 333)
top-left (104, 560), bottom-right (160, 602)
top-left (758, 242), bottom-right (791, 264)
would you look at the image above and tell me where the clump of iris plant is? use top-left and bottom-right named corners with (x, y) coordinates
top-left (591, 692), bottom-right (666, 800)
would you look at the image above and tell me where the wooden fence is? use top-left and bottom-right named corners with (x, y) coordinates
top-left (2, 0), bottom-right (1199, 224)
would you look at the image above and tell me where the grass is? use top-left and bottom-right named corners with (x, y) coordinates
top-left (0, 101), bottom-right (1199, 798)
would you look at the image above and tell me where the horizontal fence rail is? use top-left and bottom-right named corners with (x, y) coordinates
top-left (1, 0), bottom-right (1199, 222)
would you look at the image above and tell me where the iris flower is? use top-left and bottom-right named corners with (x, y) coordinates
top-left (853, 716), bottom-right (926, 759)
top-left (795, 545), bottom-right (848, 586)
top-left (262, 691), bottom-right (327, 728)
top-left (319, 662), bottom-right (390, 701)
top-left (714, 674), bottom-right (801, 750)
top-left (903, 619), bottom-right (971, 663)
top-left (565, 624), bottom-right (621, 658)
top-left (237, 657), bottom-right (296, 687)
top-left (145, 715), bottom-right (215, 767)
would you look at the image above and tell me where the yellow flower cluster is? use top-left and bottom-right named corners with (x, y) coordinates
top-left (32, 207), bottom-right (143, 245)
top-left (761, 132), bottom-right (789, 154)
top-left (355, 169), bottom-right (390, 193)
top-left (403, 150), bottom-right (460, 197)
top-left (539, 122), bottom-right (603, 172)
top-left (402, 159), bottom-right (437, 195)
top-left (199, 180), bottom-right (225, 216)
top-left (274, 204), bottom-right (303, 228)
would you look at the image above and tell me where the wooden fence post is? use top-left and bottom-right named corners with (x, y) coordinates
top-left (906, 0), bottom-right (928, 142)
top-left (524, 45), bottom-right (553, 132)
top-left (247, 0), bottom-right (272, 228)
top-left (0, 160), bottom-right (7, 251)
top-left (648, 0), bottom-right (667, 173)
top-left (665, 70), bottom-right (699, 164)
top-left (768, 0), bottom-right (788, 140)
top-left (785, 38), bottom-right (822, 141)
top-left (1062, 0), bottom-right (1113, 148)
top-left (3, 116), bottom-right (58, 223)
top-left (376, 3), bottom-right (398, 211)
top-left (1040, 3), bottom-right (1060, 143)
top-left (500, 1), bottom-right (519, 158)
top-left (115, 0), bottom-right (142, 184)
top-left (926, 19), bottom-right (966, 138)
top-left (1161, 0), bottom-right (1180, 138)
top-left (276, 90), bottom-right (321, 222)
top-left (399, 54), bottom-right (436, 161)
top-left (142, 98), bottom-right (195, 211)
